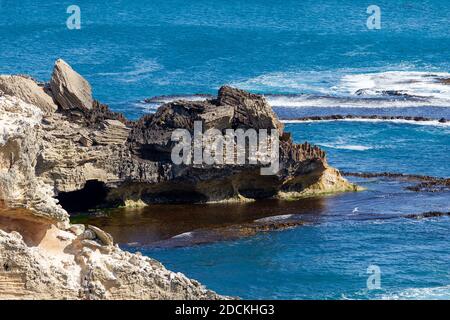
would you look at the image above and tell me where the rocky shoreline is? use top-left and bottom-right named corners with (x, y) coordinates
top-left (343, 171), bottom-right (450, 192)
top-left (0, 59), bottom-right (357, 299)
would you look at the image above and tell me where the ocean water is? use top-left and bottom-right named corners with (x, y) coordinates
top-left (2, 1), bottom-right (450, 299)
top-left (2, 0), bottom-right (450, 118)
top-left (118, 121), bottom-right (450, 300)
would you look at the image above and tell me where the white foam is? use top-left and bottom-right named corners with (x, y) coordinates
top-left (141, 93), bottom-right (450, 110)
top-left (316, 143), bottom-right (371, 151)
top-left (233, 71), bottom-right (336, 94)
top-left (138, 69), bottom-right (450, 110)
top-left (265, 95), bottom-right (450, 108)
top-left (171, 232), bottom-right (194, 239)
top-left (336, 71), bottom-right (450, 99)
top-left (146, 94), bottom-right (213, 104)
top-left (97, 59), bottom-right (162, 83)
top-left (381, 285), bottom-right (450, 300)
top-left (232, 70), bottom-right (450, 108)
top-left (254, 214), bottom-right (296, 223)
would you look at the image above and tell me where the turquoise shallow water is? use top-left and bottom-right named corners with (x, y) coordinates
top-left (2, 0), bottom-right (450, 299)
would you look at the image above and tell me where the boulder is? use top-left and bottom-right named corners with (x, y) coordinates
top-left (200, 105), bottom-right (234, 130)
top-left (87, 225), bottom-right (114, 246)
top-left (81, 229), bottom-right (96, 240)
top-left (50, 59), bottom-right (93, 111)
top-left (0, 75), bottom-right (57, 114)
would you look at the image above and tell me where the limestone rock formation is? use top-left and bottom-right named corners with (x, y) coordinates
top-left (0, 59), bottom-right (358, 299)
top-left (50, 59), bottom-right (93, 111)
top-left (0, 75), bottom-right (57, 114)
top-left (0, 95), bottom-right (68, 226)
top-left (0, 210), bottom-right (220, 300)
top-left (1, 60), bottom-right (358, 211)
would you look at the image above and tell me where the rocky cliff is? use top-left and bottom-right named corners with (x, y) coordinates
top-left (0, 59), bottom-right (357, 299)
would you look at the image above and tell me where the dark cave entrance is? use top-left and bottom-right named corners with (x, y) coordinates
top-left (57, 180), bottom-right (109, 214)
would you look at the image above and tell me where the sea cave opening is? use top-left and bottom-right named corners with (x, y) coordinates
top-left (57, 180), bottom-right (109, 214)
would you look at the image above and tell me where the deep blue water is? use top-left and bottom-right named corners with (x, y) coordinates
top-left (132, 218), bottom-right (450, 300)
top-left (2, 0), bottom-right (450, 118)
top-left (2, 0), bottom-right (450, 299)
top-left (286, 121), bottom-right (450, 177)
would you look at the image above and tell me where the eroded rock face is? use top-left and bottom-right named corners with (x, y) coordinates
top-left (50, 59), bottom-right (93, 111)
top-left (217, 86), bottom-right (284, 134)
top-left (1, 60), bottom-right (358, 214)
top-left (0, 95), bottom-right (68, 227)
top-left (0, 75), bottom-right (58, 114)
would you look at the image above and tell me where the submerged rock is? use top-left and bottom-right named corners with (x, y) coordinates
top-left (288, 114), bottom-right (449, 123)
top-left (404, 211), bottom-right (450, 219)
top-left (344, 171), bottom-right (450, 193)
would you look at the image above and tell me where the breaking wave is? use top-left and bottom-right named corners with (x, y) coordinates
top-left (381, 285), bottom-right (450, 300)
top-left (234, 70), bottom-right (450, 108)
top-left (316, 143), bottom-right (372, 151)
top-left (96, 59), bottom-right (162, 83)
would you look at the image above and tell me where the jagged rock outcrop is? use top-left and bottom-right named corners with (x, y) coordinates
top-left (1, 60), bottom-right (358, 213)
top-left (50, 59), bottom-right (93, 111)
top-left (0, 59), bottom-right (358, 299)
top-left (217, 86), bottom-right (284, 134)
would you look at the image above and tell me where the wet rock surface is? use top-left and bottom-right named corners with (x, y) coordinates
top-left (146, 215), bottom-right (306, 248)
top-left (285, 114), bottom-right (448, 123)
top-left (404, 211), bottom-right (450, 219)
top-left (343, 172), bottom-right (450, 193)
